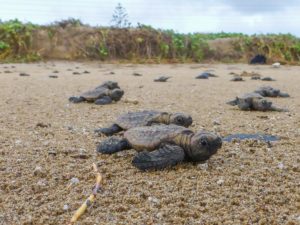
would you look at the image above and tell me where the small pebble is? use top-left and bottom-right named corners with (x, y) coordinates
top-left (148, 196), bottom-right (160, 204)
top-left (278, 162), bottom-right (284, 170)
top-left (37, 179), bottom-right (47, 186)
top-left (15, 140), bottom-right (22, 145)
top-left (197, 162), bottom-right (208, 170)
top-left (70, 177), bottom-right (80, 185)
top-left (217, 179), bottom-right (224, 185)
top-left (33, 166), bottom-right (46, 177)
top-left (63, 204), bottom-right (69, 211)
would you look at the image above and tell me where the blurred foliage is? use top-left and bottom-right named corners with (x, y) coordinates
top-left (0, 19), bottom-right (300, 63)
top-left (52, 18), bottom-right (84, 28)
top-left (0, 19), bottom-right (40, 61)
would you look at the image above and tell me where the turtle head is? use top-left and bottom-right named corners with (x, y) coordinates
top-left (170, 113), bottom-right (193, 127)
top-left (188, 131), bottom-right (222, 162)
top-left (267, 88), bottom-right (280, 97)
top-left (102, 81), bottom-right (120, 89)
top-left (255, 99), bottom-right (272, 111)
top-left (110, 89), bottom-right (124, 101)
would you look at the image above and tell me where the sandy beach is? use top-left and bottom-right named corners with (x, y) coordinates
top-left (0, 62), bottom-right (299, 224)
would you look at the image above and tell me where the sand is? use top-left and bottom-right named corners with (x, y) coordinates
top-left (0, 62), bottom-right (299, 225)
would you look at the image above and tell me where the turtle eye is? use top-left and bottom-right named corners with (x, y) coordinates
top-left (176, 116), bottom-right (183, 124)
top-left (200, 138), bottom-right (208, 146)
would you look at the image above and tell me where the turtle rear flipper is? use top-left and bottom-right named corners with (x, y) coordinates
top-left (95, 124), bottom-right (122, 136)
top-left (94, 96), bottom-right (113, 105)
top-left (132, 144), bottom-right (185, 171)
top-left (97, 137), bottom-right (131, 154)
top-left (69, 96), bottom-right (85, 103)
top-left (226, 98), bottom-right (238, 106)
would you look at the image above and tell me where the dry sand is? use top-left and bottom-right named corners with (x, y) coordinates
top-left (0, 62), bottom-right (299, 225)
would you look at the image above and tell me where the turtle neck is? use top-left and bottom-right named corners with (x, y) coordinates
top-left (157, 112), bottom-right (171, 124)
top-left (174, 132), bottom-right (193, 157)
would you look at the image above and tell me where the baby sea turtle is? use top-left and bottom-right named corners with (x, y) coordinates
top-left (97, 124), bottom-right (222, 170)
top-left (226, 92), bottom-right (288, 111)
top-left (254, 86), bottom-right (290, 97)
top-left (261, 77), bottom-right (276, 81)
top-left (69, 81), bottom-right (124, 105)
top-left (154, 76), bottom-right (171, 82)
top-left (195, 72), bottom-right (217, 79)
top-left (95, 110), bottom-right (193, 136)
top-left (251, 75), bottom-right (261, 80)
top-left (230, 75), bottom-right (244, 81)
top-left (19, 73), bottom-right (30, 77)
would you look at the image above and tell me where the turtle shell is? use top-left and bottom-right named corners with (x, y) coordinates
top-left (81, 86), bottom-right (108, 101)
top-left (238, 92), bottom-right (263, 101)
top-left (254, 86), bottom-right (280, 97)
top-left (116, 110), bottom-right (162, 130)
top-left (96, 81), bottom-right (120, 90)
top-left (124, 124), bottom-right (190, 151)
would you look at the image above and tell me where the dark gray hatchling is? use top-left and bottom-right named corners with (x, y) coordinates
top-left (261, 76), bottom-right (276, 81)
top-left (230, 75), bottom-right (244, 81)
top-left (95, 110), bottom-right (193, 136)
top-left (154, 76), bottom-right (171, 82)
top-left (254, 86), bottom-right (290, 97)
top-left (97, 124), bottom-right (222, 171)
top-left (196, 72), bottom-right (217, 79)
top-left (69, 81), bottom-right (124, 105)
top-left (227, 92), bottom-right (288, 111)
top-left (251, 75), bottom-right (261, 80)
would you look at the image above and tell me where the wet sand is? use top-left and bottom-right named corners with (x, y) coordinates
top-left (0, 62), bottom-right (299, 224)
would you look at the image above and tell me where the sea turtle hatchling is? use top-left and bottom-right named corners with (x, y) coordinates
top-left (97, 124), bottom-right (222, 170)
top-left (226, 92), bottom-right (288, 111)
top-left (254, 86), bottom-right (290, 97)
top-left (154, 76), bottom-right (171, 82)
top-left (230, 75), bottom-right (244, 81)
top-left (251, 75), bottom-right (261, 80)
top-left (69, 81), bottom-right (124, 105)
top-left (95, 110), bottom-right (193, 136)
top-left (195, 72), bottom-right (217, 79)
top-left (261, 76), bottom-right (276, 81)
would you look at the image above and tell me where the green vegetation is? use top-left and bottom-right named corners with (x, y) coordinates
top-left (0, 19), bottom-right (40, 61)
top-left (0, 19), bottom-right (300, 63)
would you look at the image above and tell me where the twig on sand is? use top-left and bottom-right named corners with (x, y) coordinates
top-left (69, 163), bottom-right (102, 224)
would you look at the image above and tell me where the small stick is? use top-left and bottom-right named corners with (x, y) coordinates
top-left (69, 163), bottom-right (102, 224)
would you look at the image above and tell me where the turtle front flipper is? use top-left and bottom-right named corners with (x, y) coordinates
top-left (69, 96), bottom-right (85, 103)
top-left (132, 144), bottom-right (185, 171)
top-left (94, 96), bottom-right (113, 105)
top-left (94, 124), bottom-right (123, 136)
top-left (270, 105), bottom-right (289, 112)
top-left (278, 92), bottom-right (290, 98)
top-left (96, 137), bottom-right (131, 154)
